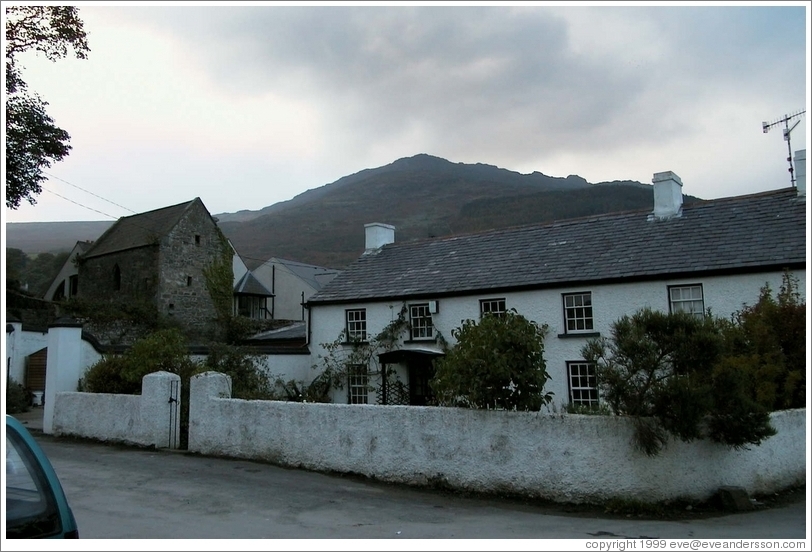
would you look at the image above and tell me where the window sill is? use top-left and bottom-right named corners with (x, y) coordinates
top-left (404, 338), bottom-right (437, 344)
top-left (557, 332), bottom-right (601, 339)
top-left (341, 340), bottom-right (369, 346)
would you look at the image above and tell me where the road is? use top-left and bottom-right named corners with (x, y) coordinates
top-left (20, 433), bottom-right (810, 543)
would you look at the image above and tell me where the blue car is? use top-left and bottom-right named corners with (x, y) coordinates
top-left (5, 415), bottom-right (79, 539)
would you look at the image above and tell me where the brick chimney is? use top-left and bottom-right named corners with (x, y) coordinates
top-left (364, 223), bottom-right (395, 253)
top-left (794, 149), bottom-right (806, 198)
top-left (650, 171), bottom-right (683, 220)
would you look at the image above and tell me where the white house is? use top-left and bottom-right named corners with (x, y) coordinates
top-left (251, 257), bottom-right (340, 321)
top-left (306, 163), bottom-right (807, 407)
top-left (43, 241), bottom-right (93, 302)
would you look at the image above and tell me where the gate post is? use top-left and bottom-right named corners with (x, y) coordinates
top-left (43, 317), bottom-right (83, 434)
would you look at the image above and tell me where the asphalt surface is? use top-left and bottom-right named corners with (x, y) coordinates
top-left (8, 409), bottom-right (809, 543)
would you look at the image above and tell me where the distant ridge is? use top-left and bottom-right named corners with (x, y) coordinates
top-left (6, 154), bottom-right (690, 268)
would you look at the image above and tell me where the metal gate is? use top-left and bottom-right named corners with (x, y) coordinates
top-left (167, 378), bottom-right (180, 449)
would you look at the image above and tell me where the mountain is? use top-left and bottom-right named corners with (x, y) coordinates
top-left (5, 154), bottom-right (694, 269)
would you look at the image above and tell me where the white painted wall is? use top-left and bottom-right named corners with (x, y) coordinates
top-left (188, 372), bottom-right (805, 504)
top-left (5, 321), bottom-right (48, 384)
top-left (309, 270), bottom-right (806, 405)
top-left (52, 371), bottom-right (181, 449)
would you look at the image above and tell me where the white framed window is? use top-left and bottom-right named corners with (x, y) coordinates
top-left (480, 298), bottom-right (506, 317)
top-left (348, 364), bottom-right (368, 404)
top-left (409, 303), bottom-right (434, 340)
top-left (567, 361), bottom-right (599, 407)
top-left (669, 284), bottom-right (704, 318)
top-left (563, 292), bottom-right (593, 332)
top-left (345, 309), bottom-right (367, 341)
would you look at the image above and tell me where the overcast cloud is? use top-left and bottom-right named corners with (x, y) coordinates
top-left (3, 2), bottom-right (808, 223)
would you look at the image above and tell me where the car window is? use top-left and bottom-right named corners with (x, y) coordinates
top-left (5, 427), bottom-right (64, 539)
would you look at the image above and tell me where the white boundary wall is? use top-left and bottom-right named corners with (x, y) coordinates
top-left (51, 371), bottom-right (181, 449)
top-left (188, 371), bottom-right (806, 504)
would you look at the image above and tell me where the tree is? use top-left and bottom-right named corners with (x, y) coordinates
top-left (5, 6), bottom-right (89, 209)
top-left (582, 308), bottom-right (775, 456)
top-left (431, 309), bottom-right (553, 411)
top-left (720, 273), bottom-right (806, 410)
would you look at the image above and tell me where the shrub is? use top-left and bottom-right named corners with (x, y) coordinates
top-left (431, 309), bottom-right (553, 411)
top-left (582, 308), bottom-right (775, 456)
top-left (6, 378), bottom-right (31, 414)
top-left (201, 342), bottom-right (274, 400)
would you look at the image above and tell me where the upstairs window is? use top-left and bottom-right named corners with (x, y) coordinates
top-left (195, 235), bottom-right (201, 246)
top-left (113, 265), bottom-right (121, 291)
top-left (563, 292), bottom-right (593, 333)
top-left (186, 276), bottom-right (193, 287)
top-left (480, 298), bottom-right (506, 318)
top-left (345, 309), bottom-right (367, 341)
top-left (669, 284), bottom-right (704, 318)
top-left (409, 304), bottom-right (434, 340)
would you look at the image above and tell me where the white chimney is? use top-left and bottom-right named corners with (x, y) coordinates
top-left (364, 223), bottom-right (395, 253)
top-left (794, 149), bottom-right (806, 198)
top-left (651, 171), bottom-right (684, 219)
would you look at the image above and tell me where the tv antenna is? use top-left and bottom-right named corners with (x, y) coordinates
top-left (762, 109), bottom-right (806, 187)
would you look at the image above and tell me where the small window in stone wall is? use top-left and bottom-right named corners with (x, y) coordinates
top-left (187, 276), bottom-right (192, 287)
top-left (195, 235), bottom-right (201, 245)
top-left (113, 265), bottom-right (121, 291)
top-left (168, 303), bottom-right (175, 316)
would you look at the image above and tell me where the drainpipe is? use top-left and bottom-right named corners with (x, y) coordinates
top-left (271, 265), bottom-right (275, 319)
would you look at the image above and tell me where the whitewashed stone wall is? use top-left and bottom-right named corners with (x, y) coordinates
top-left (52, 371), bottom-right (181, 449)
top-left (188, 371), bottom-right (806, 504)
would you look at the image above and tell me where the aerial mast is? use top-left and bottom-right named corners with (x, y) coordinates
top-left (762, 109), bottom-right (806, 187)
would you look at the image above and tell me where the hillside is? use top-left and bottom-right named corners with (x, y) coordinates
top-left (5, 154), bottom-right (697, 269)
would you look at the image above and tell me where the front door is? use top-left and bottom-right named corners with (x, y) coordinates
top-left (408, 358), bottom-right (436, 406)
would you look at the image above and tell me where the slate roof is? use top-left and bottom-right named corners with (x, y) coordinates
top-left (234, 271), bottom-right (273, 297)
top-left (309, 188), bottom-right (806, 305)
top-left (81, 199), bottom-right (202, 259)
top-left (270, 257), bottom-right (341, 291)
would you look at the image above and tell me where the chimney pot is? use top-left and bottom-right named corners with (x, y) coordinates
top-left (651, 171), bottom-right (684, 219)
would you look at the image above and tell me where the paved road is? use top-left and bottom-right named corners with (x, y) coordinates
top-left (22, 432), bottom-right (808, 542)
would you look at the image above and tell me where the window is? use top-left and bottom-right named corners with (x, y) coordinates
top-left (186, 276), bottom-right (193, 287)
top-left (345, 309), bottom-right (367, 341)
top-left (195, 235), bottom-right (201, 246)
top-left (348, 365), bottom-right (368, 404)
top-left (480, 298), bottom-right (506, 317)
top-left (113, 265), bottom-right (121, 291)
top-left (68, 275), bottom-right (78, 297)
top-left (563, 292), bottom-right (593, 332)
top-left (568, 362), bottom-right (599, 407)
top-left (669, 284), bottom-right (704, 318)
top-left (409, 304), bottom-right (434, 340)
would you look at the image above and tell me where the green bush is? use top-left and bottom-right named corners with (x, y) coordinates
top-left (582, 308), bottom-right (776, 456)
top-left (5, 378), bottom-right (31, 414)
top-left (82, 354), bottom-right (139, 394)
top-left (431, 309), bottom-right (553, 411)
top-left (202, 342), bottom-right (274, 400)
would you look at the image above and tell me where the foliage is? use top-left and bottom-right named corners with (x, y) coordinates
top-left (200, 342), bottom-right (275, 400)
top-left (4, 248), bottom-right (69, 296)
top-left (582, 308), bottom-right (776, 456)
top-left (312, 305), bottom-right (410, 400)
top-left (5, 378), bottom-right (32, 414)
top-left (61, 297), bottom-right (168, 341)
top-left (6, 6), bottom-right (89, 209)
top-left (271, 376), bottom-right (333, 403)
top-left (720, 273), bottom-right (806, 410)
top-left (431, 309), bottom-right (553, 411)
top-left (81, 354), bottom-right (139, 394)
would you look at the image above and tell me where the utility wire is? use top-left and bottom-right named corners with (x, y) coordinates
top-left (43, 171), bottom-right (137, 214)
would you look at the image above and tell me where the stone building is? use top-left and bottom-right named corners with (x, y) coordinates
top-left (77, 198), bottom-right (230, 341)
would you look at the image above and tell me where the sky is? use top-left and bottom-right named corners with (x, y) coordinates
top-left (2, 1), bottom-right (810, 224)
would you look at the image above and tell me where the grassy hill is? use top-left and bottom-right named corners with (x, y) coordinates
top-left (6, 154), bottom-right (697, 270)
